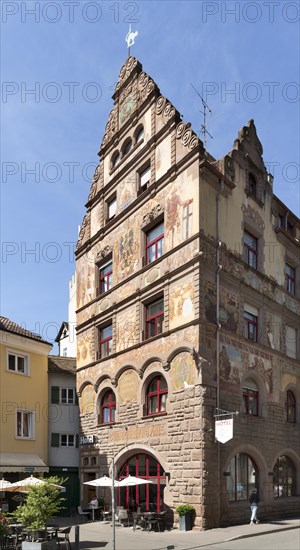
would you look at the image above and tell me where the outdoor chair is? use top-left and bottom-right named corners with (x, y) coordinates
top-left (55, 526), bottom-right (72, 550)
top-left (116, 508), bottom-right (129, 527)
top-left (77, 505), bottom-right (90, 522)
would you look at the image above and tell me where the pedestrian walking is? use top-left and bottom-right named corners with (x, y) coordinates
top-left (249, 487), bottom-right (260, 524)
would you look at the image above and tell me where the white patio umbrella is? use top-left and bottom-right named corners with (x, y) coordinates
top-left (0, 478), bottom-right (13, 491)
top-left (9, 475), bottom-right (63, 492)
top-left (118, 475), bottom-right (154, 487)
top-left (84, 476), bottom-right (120, 488)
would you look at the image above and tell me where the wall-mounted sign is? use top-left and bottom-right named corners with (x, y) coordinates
top-left (80, 435), bottom-right (95, 445)
top-left (215, 418), bottom-right (233, 444)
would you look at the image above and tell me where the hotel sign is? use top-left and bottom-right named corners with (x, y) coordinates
top-left (80, 435), bottom-right (95, 445)
top-left (215, 418), bottom-right (233, 444)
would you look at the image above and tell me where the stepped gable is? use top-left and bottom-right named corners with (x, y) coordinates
top-left (0, 315), bottom-right (50, 345)
top-left (76, 57), bottom-right (201, 251)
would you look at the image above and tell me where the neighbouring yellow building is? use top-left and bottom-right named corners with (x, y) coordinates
top-left (0, 317), bottom-right (52, 486)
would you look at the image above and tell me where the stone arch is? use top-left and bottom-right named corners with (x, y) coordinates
top-left (94, 374), bottom-right (115, 393)
top-left (78, 379), bottom-right (94, 396)
top-left (167, 346), bottom-right (194, 364)
top-left (140, 356), bottom-right (163, 378)
top-left (114, 364), bottom-right (139, 384)
top-left (241, 368), bottom-right (266, 416)
top-left (113, 443), bottom-right (170, 475)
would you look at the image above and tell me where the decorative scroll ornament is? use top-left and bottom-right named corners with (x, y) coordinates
top-left (156, 96), bottom-right (176, 120)
top-left (116, 56), bottom-right (138, 92)
top-left (76, 214), bottom-right (89, 249)
top-left (137, 71), bottom-right (155, 104)
top-left (142, 204), bottom-right (164, 227)
top-left (96, 245), bottom-right (113, 261)
top-left (88, 164), bottom-right (101, 201)
top-left (176, 121), bottom-right (198, 150)
top-left (101, 107), bottom-right (118, 147)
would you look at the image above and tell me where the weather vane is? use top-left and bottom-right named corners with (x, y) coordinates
top-left (125, 24), bottom-right (138, 56)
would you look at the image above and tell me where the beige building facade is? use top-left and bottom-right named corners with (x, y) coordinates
top-left (76, 57), bottom-right (300, 528)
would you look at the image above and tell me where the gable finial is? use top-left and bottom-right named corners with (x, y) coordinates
top-left (125, 24), bottom-right (138, 57)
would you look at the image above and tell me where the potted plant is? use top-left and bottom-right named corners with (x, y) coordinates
top-left (175, 503), bottom-right (196, 531)
top-left (0, 509), bottom-right (10, 549)
top-left (14, 477), bottom-right (65, 549)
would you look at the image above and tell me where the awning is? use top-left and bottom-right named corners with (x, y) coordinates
top-left (0, 453), bottom-right (49, 473)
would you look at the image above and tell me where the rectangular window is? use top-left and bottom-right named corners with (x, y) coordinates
top-left (243, 387), bottom-right (258, 416)
top-left (16, 411), bottom-right (34, 439)
top-left (99, 261), bottom-right (113, 294)
top-left (107, 197), bottom-right (117, 220)
top-left (139, 164), bottom-right (151, 193)
top-left (146, 222), bottom-right (164, 264)
top-left (286, 325), bottom-right (296, 359)
top-left (7, 352), bottom-right (28, 375)
top-left (244, 306), bottom-right (258, 342)
top-left (60, 434), bottom-right (75, 447)
top-left (285, 263), bottom-right (295, 295)
top-left (243, 231), bottom-right (257, 269)
top-left (99, 324), bottom-right (113, 359)
top-left (146, 298), bottom-right (164, 339)
top-left (61, 388), bottom-right (76, 404)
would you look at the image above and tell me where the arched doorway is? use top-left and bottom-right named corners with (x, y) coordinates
top-left (118, 453), bottom-right (166, 512)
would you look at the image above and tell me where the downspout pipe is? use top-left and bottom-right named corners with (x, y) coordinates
top-left (216, 181), bottom-right (223, 526)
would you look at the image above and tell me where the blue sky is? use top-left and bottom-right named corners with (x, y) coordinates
top-left (1, 1), bottom-right (299, 352)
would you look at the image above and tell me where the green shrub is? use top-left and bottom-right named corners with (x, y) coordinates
top-left (175, 503), bottom-right (196, 517)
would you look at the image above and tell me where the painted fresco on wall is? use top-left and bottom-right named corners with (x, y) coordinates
top-left (119, 172), bottom-right (136, 212)
top-left (116, 307), bottom-right (137, 351)
top-left (77, 331), bottom-right (93, 368)
top-left (164, 174), bottom-right (196, 250)
top-left (220, 343), bottom-right (273, 394)
top-left (219, 345), bottom-right (241, 384)
top-left (118, 369), bottom-right (139, 403)
top-left (114, 222), bottom-right (139, 280)
top-left (171, 352), bottom-right (196, 392)
top-left (248, 353), bottom-right (273, 393)
top-left (169, 279), bottom-right (194, 330)
top-left (80, 385), bottom-right (94, 415)
top-left (266, 312), bottom-right (282, 351)
top-left (77, 255), bottom-right (94, 309)
top-left (205, 282), bottom-right (239, 332)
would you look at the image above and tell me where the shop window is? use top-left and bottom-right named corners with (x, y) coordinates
top-left (145, 297), bottom-right (164, 339)
top-left (146, 376), bottom-right (168, 416)
top-left (243, 379), bottom-right (258, 416)
top-left (286, 390), bottom-right (296, 423)
top-left (273, 456), bottom-right (296, 497)
top-left (226, 453), bottom-right (258, 501)
top-left (99, 390), bottom-right (116, 424)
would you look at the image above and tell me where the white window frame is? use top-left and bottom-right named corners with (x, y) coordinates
top-left (16, 410), bottom-right (35, 439)
top-left (60, 434), bottom-right (75, 447)
top-left (139, 164), bottom-right (151, 192)
top-left (7, 350), bottom-right (29, 375)
top-left (60, 387), bottom-right (76, 404)
top-left (107, 197), bottom-right (117, 220)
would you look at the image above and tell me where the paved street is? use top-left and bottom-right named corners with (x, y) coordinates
top-left (60, 517), bottom-right (300, 550)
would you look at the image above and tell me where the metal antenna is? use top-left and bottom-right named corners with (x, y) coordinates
top-left (191, 83), bottom-right (213, 149)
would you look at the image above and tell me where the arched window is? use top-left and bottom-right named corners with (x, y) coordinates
top-left (111, 151), bottom-right (120, 169)
top-left (248, 173), bottom-right (257, 197)
top-left (122, 138), bottom-right (132, 156)
top-left (99, 390), bottom-right (116, 424)
top-left (243, 379), bottom-right (258, 416)
top-left (118, 453), bottom-right (166, 512)
top-left (287, 390), bottom-right (296, 423)
top-left (226, 453), bottom-right (258, 501)
top-left (135, 126), bottom-right (144, 144)
top-left (147, 376), bottom-right (168, 415)
top-left (273, 456), bottom-right (296, 497)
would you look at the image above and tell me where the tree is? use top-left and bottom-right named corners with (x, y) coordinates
top-left (14, 477), bottom-right (66, 541)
